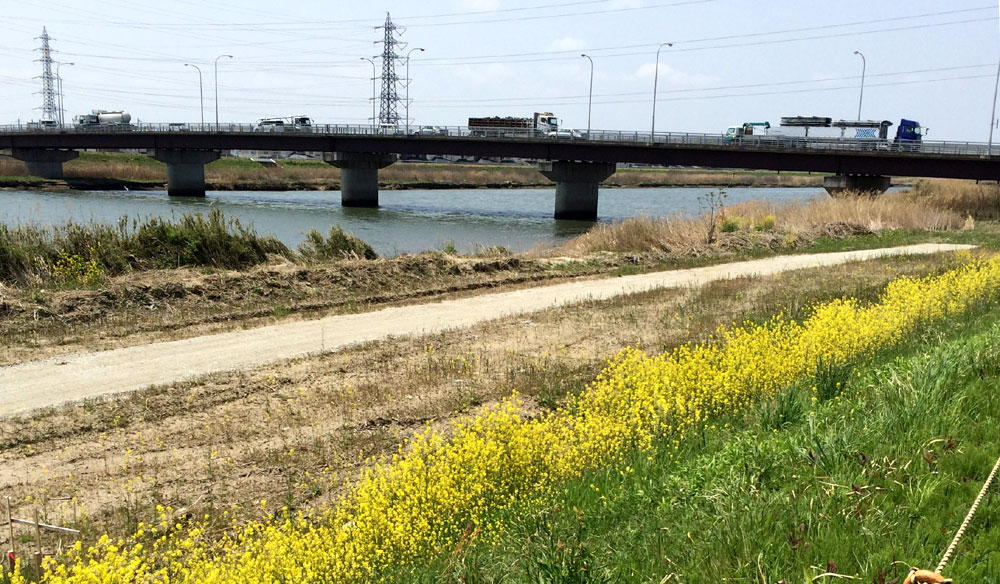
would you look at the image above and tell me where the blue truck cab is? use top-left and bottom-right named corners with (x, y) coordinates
top-left (895, 119), bottom-right (923, 148)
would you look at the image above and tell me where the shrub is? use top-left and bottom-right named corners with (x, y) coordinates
top-left (0, 209), bottom-right (291, 286)
top-left (756, 214), bottom-right (777, 231)
top-left (298, 225), bottom-right (377, 260)
top-left (720, 216), bottom-right (742, 233)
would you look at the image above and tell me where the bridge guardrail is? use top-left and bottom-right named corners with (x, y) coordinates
top-left (0, 122), bottom-right (995, 158)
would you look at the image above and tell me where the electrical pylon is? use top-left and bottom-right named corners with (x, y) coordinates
top-left (35, 27), bottom-right (58, 122)
top-left (375, 13), bottom-right (406, 129)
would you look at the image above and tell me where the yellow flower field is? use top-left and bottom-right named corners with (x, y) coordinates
top-left (21, 253), bottom-right (1000, 584)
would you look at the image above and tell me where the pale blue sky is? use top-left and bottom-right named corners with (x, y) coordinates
top-left (2, 0), bottom-right (998, 141)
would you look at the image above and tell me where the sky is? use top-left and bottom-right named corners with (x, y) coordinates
top-left (2, 0), bottom-right (999, 142)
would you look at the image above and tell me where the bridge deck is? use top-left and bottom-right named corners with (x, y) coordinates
top-left (1, 126), bottom-right (998, 181)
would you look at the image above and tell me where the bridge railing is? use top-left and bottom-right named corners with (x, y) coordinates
top-left (0, 122), bottom-right (995, 157)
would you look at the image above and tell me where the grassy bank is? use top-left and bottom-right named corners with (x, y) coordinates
top-left (11, 252), bottom-right (999, 584)
top-left (0, 212), bottom-right (384, 286)
top-left (405, 308), bottom-right (1000, 583)
top-left (0, 151), bottom-right (826, 190)
top-left (2, 179), bottom-right (999, 582)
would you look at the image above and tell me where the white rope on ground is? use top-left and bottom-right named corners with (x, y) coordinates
top-left (934, 450), bottom-right (1000, 575)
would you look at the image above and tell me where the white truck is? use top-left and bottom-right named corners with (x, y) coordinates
top-left (254, 115), bottom-right (313, 133)
top-left (73, 110), bottom-right (133, 130)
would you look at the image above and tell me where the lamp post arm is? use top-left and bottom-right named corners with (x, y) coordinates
top-left (651, 42), bottom-right (672, 140)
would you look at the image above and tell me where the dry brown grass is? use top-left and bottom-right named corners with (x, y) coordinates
top-left (899, 178), bottom-right (1000, 219)
top-left (66, 161), bottom-right (163, 181)
top-left (552, 193), bottom-right (965, 255)
top-left (2, 155), bottom-right (827, 189)
top-left (0, 158), bottom-right (27, 176)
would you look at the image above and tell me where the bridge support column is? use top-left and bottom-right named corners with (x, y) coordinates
top-left (537, 161), bottom-right (617, 221)
top-left (823, 174), bottom-right (891, 197)
top-left (9, 148), bottom-right (79, 179)
top-left (152, 150), bottom-right (221, 197)
top-left (324, 152), bottom-right (398, 207)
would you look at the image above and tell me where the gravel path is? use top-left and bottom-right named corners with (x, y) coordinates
top-left (1, 244), bottom-right (973, 415)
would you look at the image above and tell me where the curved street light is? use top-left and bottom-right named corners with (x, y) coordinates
top-left (184, 63), bottom-right (204, 126)
top-left (853, 50), bottom-right (866, 121)
top-left (405, 47), bottom-right (425, 134)
top-left (989, 58), bottom-right (1000, 155)
top-left (581, 53), bottom-right (594, 137)
top-left (55, 61), bottom-right (74, 127)
top-left (650, 42), bottom-right (672, 141)
top-left (214, 54), bottom-right (233, 131)
top-left (361, 57), bottom-right (376, 132)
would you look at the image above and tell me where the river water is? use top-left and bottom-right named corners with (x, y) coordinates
top-left (0, 187), bottom-right (826, 255)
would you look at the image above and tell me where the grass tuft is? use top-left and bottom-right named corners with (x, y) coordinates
top-left (298, 225), bottom-right (378, 260)
top-left (0, 208), bottom-right (291, 286)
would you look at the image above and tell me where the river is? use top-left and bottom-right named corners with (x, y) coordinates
top-left (0, 187), bottom-right (826, 255)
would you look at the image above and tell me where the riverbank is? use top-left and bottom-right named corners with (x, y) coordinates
top-left (0, 151), bottom-right (837, 191)
top-left (2, 180), bottom-right (1000, 582)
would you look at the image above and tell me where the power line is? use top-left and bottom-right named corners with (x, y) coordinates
top-left (417, 73), bottom-right (998, 109)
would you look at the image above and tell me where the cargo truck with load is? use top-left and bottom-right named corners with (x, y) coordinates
top-left (468, 112), bottom-right (559, 137)
top-left (724, 116), bottom-right (924, 151)
top-left (778, 116), bottom-right (924, 150)
top-left (73, 110), bottom-right (133, 130)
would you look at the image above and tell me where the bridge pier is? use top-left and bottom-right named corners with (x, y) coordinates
top-left (324, 152), bottom-right (398, 207)
top-left (151, 149), bottom-right (222, 197)
top-left (537, 161), bottom-right (617, 221)
top-left (9, 148), bottom-right (79, 179)
top-left (823, 174), bottom-right (891, 197)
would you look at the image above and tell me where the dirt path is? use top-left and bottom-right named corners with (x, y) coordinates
top-left (0, 244), bottom-right (972, 415)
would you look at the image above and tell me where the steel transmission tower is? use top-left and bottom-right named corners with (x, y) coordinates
top-left (35, 27), bottom-right (59, 122)
top-left (375, 13), bottom-right (405, 129)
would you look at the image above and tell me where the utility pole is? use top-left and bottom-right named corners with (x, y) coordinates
top-left (581, 54), bottom-right (594, 138)
top-left (375, 13), bottom-right (405, 132)
top-left (405, 47), bottom-right (424, 133)
top-left (184, 63), bottom-right (204, 126)
top-left (853, 51), bottom-right (866, 121)
top-left (989, 58), bottom-right (1000, 155)
top-left (361, 57), bottom-right (376, 132)
top-left (214, 54), bottom-right (233, 131)
top-left (56, 62), bottom-right (74, 126)
top-left (651, 42), bottom-right (672, 141)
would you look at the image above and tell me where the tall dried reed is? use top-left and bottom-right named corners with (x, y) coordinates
top-left (554, 193), bottom-right (964, 255)
top-left (900, 178), bottom-right (1000, 219)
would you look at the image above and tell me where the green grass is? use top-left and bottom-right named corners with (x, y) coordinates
top-left (801, 226), bottom-right (1000, 253)
top-left (0, 208), bottom-right (291, 286)
top-left (396, 304), bottom-right (1000, 583)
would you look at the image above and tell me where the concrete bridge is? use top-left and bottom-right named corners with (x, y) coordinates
top-left (2, 125), bottom-right (998, 220)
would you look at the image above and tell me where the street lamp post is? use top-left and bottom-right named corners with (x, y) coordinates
top-left (55, 62), bottom-right (74, 127)
top-left (581, 53), bottom-right (594, 138)
top-left (184, 63), bottom-right (204, 127)
top-left (361, 57), bottom-right (376, 132)
top-left (214, 54), bottom-right (233, 131)
top-left (650, 42), bottom-right (672, 142)
top-left (405, 47), bottom-right (425, 134)
top-left (989, 58), bottom-right (1000, 155)
top-left (853, 50), bottom-right (866, 121)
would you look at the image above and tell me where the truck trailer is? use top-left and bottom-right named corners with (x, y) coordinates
top-left (467, 112), bottom-right (559, 137)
